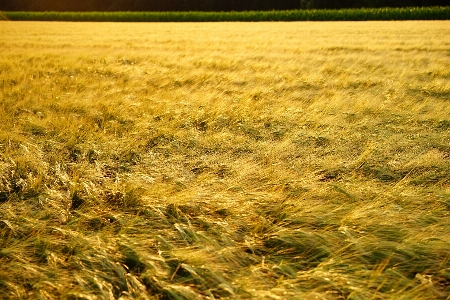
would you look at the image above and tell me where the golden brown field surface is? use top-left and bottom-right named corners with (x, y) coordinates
top-left (1, 21), bottom-right (450, 299)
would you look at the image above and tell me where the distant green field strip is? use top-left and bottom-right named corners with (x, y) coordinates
top-left (2, 7), bottom-right (450, 22)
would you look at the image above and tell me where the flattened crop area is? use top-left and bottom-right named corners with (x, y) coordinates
top-left (0, 21), bottom-right (449, 299)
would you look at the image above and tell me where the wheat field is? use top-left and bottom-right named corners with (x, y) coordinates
top-left (0, 21), bottom-right (450, 299)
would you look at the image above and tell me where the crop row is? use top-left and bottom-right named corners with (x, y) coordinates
top-left (2, 7), bottom-right (449, 22)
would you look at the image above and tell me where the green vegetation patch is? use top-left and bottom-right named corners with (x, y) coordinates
top-left (2, 7), bottom-right (450, 22)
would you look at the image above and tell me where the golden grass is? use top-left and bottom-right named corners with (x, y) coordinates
top-left (1, 21), bottom-right (450, 299)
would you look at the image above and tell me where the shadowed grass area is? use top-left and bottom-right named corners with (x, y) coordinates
top-left (0, 21), bottom-right (449, 299)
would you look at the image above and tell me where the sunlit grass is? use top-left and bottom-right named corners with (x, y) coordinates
top-left (0, 21), bottom-right (449, 299)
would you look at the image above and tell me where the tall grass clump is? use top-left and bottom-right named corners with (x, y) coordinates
top-left (2, 6), bottom-right (450, 22)
top-left (0, 21), bottom-right (449, 299)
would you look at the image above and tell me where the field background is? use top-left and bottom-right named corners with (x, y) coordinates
top-left (1, 21), bottom-right (450, 299)
top-left (2, 7), bottom-right (450, 22)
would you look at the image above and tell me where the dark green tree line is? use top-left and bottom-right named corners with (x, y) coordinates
top-left (0, 0), bottom-right (447, 12)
